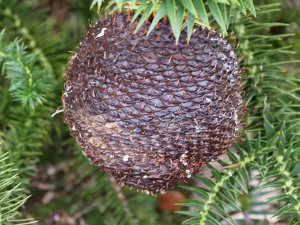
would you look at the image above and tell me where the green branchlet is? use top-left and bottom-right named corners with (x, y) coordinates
top-left (0, 31), bottom-right (51, 110)
top-left (0, 150), bottom-right (36, 225)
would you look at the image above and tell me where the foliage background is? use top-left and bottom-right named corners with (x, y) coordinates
top-left (0, 0), bottom-right (299, 225)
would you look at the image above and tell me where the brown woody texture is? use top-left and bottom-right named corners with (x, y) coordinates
top-left (63, 14), bottom-right (242, 193)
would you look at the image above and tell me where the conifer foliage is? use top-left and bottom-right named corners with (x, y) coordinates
top-left (0, 0), bottom-right (299, 225)
top-left (0, 28), bottom-right (52, 225)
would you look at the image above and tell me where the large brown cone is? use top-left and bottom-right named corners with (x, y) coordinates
top-left (63, 14), bottom-right (243, 193)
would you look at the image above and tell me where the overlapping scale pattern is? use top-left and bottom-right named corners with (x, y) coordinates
top-left (63, 14), bottom-right (243, 193)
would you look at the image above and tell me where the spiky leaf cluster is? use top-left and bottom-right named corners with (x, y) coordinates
top-left (90, 0), bottom-right (256, 42)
